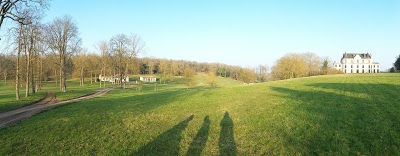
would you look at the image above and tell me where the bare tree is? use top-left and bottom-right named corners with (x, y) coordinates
top-left (46, 15), bottom-right (80, 92)
top-left (96, 40), bottom-right (109, 88)
top-left (0, 0), bottom-right (48, 32)
top-left (302, 52), bottom-right (321, 76)
top-left (109, 33), bottom-right (144, 88)
top-left (15, 22), bottom-right (22, 99)
top-left (255, 64), bottom-right (269, 82)
top-left (109, 34), bottom-right (129, 88)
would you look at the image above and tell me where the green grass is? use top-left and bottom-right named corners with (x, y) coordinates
top-left (0, 84), bottom-right (46, 112)
top-left (0, 80), bottom-right (113, 112)
top-left (193, 75), bottom-right (243, 86)
top-left (42, 80), bottom-right (107, 101)
top-left (1, 74), bottom-right (400, 155)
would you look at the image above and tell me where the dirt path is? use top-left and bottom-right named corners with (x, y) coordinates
top-left (0, 88), bottom-right (113, 129)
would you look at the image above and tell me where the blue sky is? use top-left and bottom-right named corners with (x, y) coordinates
top-left (42, 0), bottom-right (400, 70)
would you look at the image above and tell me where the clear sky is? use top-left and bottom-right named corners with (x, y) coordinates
top-left (42, 0), bottom-right (400, 70)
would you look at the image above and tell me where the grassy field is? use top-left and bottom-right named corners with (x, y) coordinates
top-left (0, 80), bottom-right (109, 112)
top-left (0, 84), bottom-right (46, 112)
top-left (1, 74), bottom-right (400, 155)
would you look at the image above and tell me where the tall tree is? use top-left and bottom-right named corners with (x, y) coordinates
top-left (109, 34), bottom-right (130, 88)
top-left (109, 33), bottom-right (144, 88)
top-left (46, 15), bottom-right (80, 92)
top-left (15, 22), bottom-right (22, 99)
top-left (96, 40), bottom-right (109, 87)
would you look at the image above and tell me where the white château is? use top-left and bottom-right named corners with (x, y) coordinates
top-left (333, 53), bottom-right (380, 74)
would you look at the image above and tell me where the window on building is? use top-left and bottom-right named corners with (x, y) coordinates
top-left (357, 65), bottom-right (359, 68)
top-left (351, 65), bottom-right (353, 68)
top-left (362, 65), bottom-right (364, 68)
top-left (363, 60), bottom-right (364, 63)
top-left (357, 60), bottom-right (359, 63)
top-left (345, 65), bottom-right (347, 68)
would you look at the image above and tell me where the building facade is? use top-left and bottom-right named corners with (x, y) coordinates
top-left (333, 53), bottom-right (380, 74)
top-left (140, 76), bottom-right (157, 82)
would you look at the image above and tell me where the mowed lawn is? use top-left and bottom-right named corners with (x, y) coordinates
top-left (0, 85), bottom-right (46, 112)
top-left (1, 74), bottom-right (400, 155)
top-left (0, 80), bottom-right (106, 112)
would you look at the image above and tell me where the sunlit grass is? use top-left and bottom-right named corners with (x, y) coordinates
top-left (0, 84), bottom-right (46, 112)
top-left (0, 80), bottom-right (113, 112)
top-left (1, 74), bottom-right (400, 155)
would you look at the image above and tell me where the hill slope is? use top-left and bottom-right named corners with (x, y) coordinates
top-left (1, 74), bottom-right (400, 155)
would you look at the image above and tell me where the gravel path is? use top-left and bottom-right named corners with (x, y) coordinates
top-left (0, 88), bottom-right (113, 129)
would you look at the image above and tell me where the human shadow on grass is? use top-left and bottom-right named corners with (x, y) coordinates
top-left (270, 86), bottom-right (400, 155)
top-left (186, 116), bottom-right (211, 156)
top-left (133, 115), bottom-right (194, 156)
top-left (218, 111), bottom-right (237, 156)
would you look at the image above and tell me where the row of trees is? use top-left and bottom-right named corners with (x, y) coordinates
top-left (271, 52), bottom-right (342, 80)
top-left (1, 0), bottom-right (82, 99)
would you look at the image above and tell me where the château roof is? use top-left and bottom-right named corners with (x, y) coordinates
top-left (342, 53), bottom-right (371, 59)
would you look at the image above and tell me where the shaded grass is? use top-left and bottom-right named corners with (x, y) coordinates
top-left (1, 74), bottom-right (400, 155)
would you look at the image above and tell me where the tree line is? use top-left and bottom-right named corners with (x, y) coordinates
top-left (0, 0), bottom-right (343, 100)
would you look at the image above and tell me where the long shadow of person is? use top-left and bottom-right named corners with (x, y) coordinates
top-left (134, 115), bottom-right (194, 156)
top-left (218, 111), bottom-right (237, 156)
top-left (186, 116), bottom-right (211, 156)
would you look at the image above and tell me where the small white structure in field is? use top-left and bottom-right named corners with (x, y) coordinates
top-left (99, 75), bottom-right (129, 82)
top-left (140, 76), bottom-right (156, 82)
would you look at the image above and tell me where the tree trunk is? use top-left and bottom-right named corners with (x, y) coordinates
top-left (31, 52), bottom-right (35, 95)
top-left (15, 24), bottom-right (21, 100)
top-left (104, 68), bottom-right (106, 87)
top-left (90, 71), bottom-right (93, 84)
top-left (55, 69), bottom-right (57, 86)
top-left (29, 30), bottom-right (36, 95)
top-left (4, 69), bottom-right (6, 85)
top-left (99, 69), bottom-right (102, 88)
top-left (59, 56), bottom-right (62, 90)
top-left (63, 56), bottom-right (66, 92)
top-left (39, 55), bottom-right (42, 90)
top-left (25, 37), bottom-right (30, 98)
top-left (80, 66), bottom-right (83, 86)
